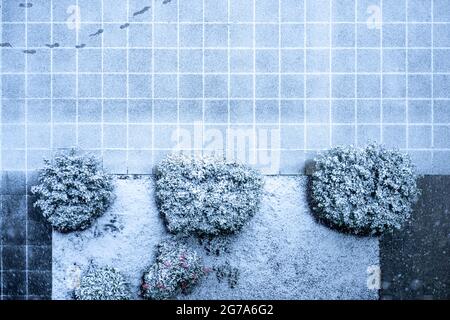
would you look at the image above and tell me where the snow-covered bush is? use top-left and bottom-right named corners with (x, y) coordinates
top-left (74, 265), bottom-right (131, 300)
top-left (155, 153), bottom-right (264, 236)
top-left (311, 143), bottom-right (419, 235)
top-left (141, 240), bottom-right (206, 300)
top-left (32, 150), bottom-right (114, 232)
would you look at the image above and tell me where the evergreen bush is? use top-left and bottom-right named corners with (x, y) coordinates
top-left (155, 154), bottom-right (264, 236)
top-left (32, 150), bottom-right (114, 232)
top-left (74, 265), bottom-right (131, 300)
top-left (311, 143), bottom-right (420, 235)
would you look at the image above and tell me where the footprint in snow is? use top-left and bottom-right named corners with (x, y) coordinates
top-left (45, 43), bottom-right (60, 48)
top-left (133, 6), bottom-right (151, 17)
top-left (89, 29), bottom-right (104, 37)
top-left (19, 2), bottom-right (33, 8)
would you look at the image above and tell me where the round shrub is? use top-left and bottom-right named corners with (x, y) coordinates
top-left (311, 143), bottom-right (420, 235)
top-left (155, 154), bottom-right (264, 236)
top-left (141, 240), bottom-right (206, 300)
top-left (32, 150), bottom-right (114, 232)
top-left (75, 265), bottom-right (131, 300)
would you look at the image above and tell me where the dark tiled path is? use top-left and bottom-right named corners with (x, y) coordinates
top-left (0, 171), bottom-right (52, 300)
top-left (380, 176), bottom-right (450, 300)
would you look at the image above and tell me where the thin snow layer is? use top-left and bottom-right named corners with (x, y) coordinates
top-left (52, 177), bottom-right (165, 300)
top-left (53, 176), bottom-right (379, 300)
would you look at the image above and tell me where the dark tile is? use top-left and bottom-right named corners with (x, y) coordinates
top-left (1, 171), bottom-right (26, 195)
top-left (380, 176), bottom-right (450, 300)
top-left (2, 246), bottom-right (26, 271)
top-left (1, 195), bottom-right (27, 219)
top-left (1, 295), bottom-right (27, 300)
top-left (27, 196), bottom-right (47, 223)
top-left (432, 176), bottom-right (450, 214)
top-left (0, 195), bottom-right (2, 234)
top-left (2, 271), bottom-right (27, 296)
top-left (26, 171), bottom-right (39, 195)
top-left (27, 295), bottom-right (52, 300)
top-left (27, 220), bottom-right (52, 245)
top-left (28, 246), bottom-right (52, 271)
top-left (1, 219), bottom-right (26, 245)
top-left (412, 178), bottom-right (433, 215)
top-left (28, 271), bottom-right (52, 297)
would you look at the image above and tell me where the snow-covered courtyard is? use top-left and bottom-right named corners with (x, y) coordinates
top-left (53, 176), bottom-right (378, 300)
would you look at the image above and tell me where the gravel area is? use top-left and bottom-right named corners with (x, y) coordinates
top-left (53, 176), bottom-right (379, 300)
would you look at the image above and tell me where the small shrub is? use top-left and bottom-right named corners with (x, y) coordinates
top-left (141, 240), bottom-right (206, 300)
top-left (199, 235), bottom-right (232, 256)
top-left (155, 153), bottom-right (264, 236)
top-left (311, 143), bottom-right (420, 235)
top-left (32, 150), bottom-right (114, 232)
top-left (215, 261), bottom-right (240, 289)
top-left (74, 265), bottom-right (131, 300)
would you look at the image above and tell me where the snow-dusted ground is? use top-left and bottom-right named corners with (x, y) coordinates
top-left (53, 176), bottom-right (379, 300)
top-left (52, 177), bottom-right (165, 300)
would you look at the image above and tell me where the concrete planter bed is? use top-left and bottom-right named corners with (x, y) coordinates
top-left (52, 176), bottom-right (378, 300)
top-left (32, 146), bottom-right (422, 300)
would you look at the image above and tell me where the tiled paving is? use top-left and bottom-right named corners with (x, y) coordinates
top-left (1, 0), bottom-right (450, 175)
top-left (380, 176), bottom-right (450, 300)
top-left (0, 171), bottom-right (52, 300)
top-left (1, 1), bottom-right (448, 302)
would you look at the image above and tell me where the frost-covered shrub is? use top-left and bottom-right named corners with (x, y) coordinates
top-left (141, 240), bottom-right (207, 300)
top-left (74, 265), bottom-right (131, 300)
top-left (32, 150), bottom-right (114, 232)
top-left (155, 153), bottom-right (264, 236)
top-left (311, 143), bottom-right (420, 235)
